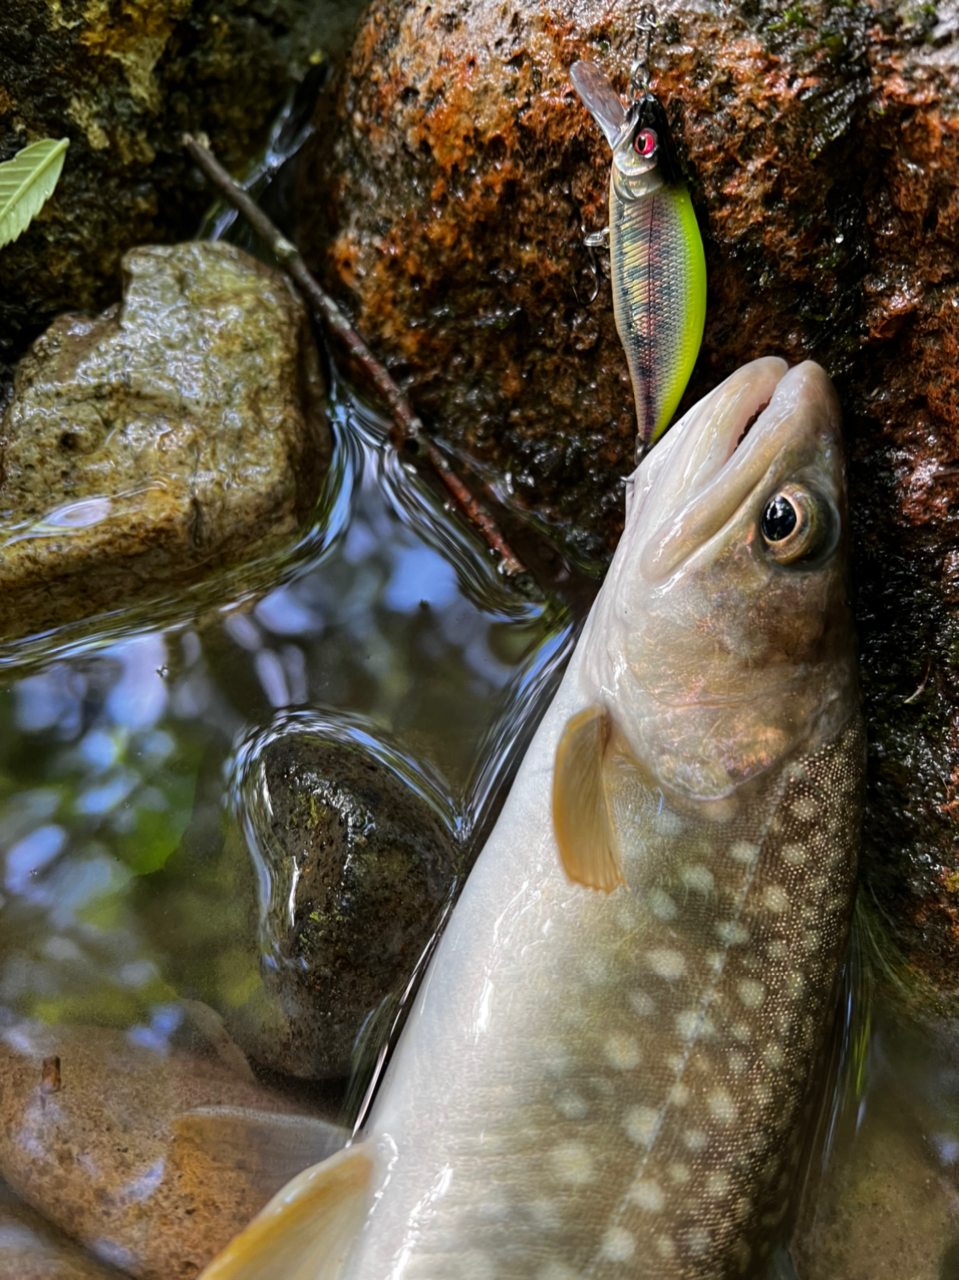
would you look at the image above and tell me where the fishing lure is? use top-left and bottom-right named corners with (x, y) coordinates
top-left (571, 18), bottom-right (706, 455)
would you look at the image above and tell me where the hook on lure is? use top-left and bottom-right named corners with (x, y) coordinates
top-left (570, 10), bottom-right (707, 459)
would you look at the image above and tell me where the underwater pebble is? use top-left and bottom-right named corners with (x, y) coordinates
top-left (0, 1020), bottom-right (346, 1280)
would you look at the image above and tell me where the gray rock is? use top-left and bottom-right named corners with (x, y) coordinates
top-left (0, 241), bottom-right (329, 639)
top-left (236, 732), bottom-right (460, 1081)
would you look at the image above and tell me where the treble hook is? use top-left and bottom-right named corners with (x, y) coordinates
top-left (630, 4), bottom-right (658, 100)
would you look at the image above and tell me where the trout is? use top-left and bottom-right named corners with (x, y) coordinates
top-left (203, 358), bottom-right (863, 1280)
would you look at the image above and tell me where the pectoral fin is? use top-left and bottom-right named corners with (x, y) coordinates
top-left (198, 1142), bottom-right (374, 1280)
top-left (553, 705), bottom-right (626, 893)
top-left (174, 1107), bottom-right (349, 1198)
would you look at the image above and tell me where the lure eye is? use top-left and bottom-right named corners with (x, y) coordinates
top-left (633, 128), bottom-right (658, 158)
top-left (760, 485), bottom-right (824, 564)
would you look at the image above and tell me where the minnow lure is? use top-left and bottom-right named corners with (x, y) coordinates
top-left (571, 50), bottom-right (707, 455)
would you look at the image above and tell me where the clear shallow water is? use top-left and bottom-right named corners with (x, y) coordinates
top-left (0, 379), bottom-right (575, 1093)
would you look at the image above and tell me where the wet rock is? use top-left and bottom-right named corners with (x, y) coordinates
top-left (0, 1019), bottom-right (347, 1280)
top-left (293, 0), bottom-right (959, 1001)
top-left (0, 1180), bottom-right (129, 1280)
top-left (0, 240), bottom-right (329, 640)
top-left (146, 727), bottom-right (460, 1083)
top-left (0, 0), bottom-right (369, 384)
top-left (240, 732), bottom-right (460, 1080)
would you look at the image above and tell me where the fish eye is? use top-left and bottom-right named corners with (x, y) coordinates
top-left (760, 484), bottom-right (824, 564)
top-left (633, 128), bottom-right (658, 158)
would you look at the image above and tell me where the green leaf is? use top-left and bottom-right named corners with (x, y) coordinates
top-left (0, 137), bottom-right (69, 250)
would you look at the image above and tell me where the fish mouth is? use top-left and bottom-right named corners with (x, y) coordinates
top-left (635, 358), bottom-right (842, 584)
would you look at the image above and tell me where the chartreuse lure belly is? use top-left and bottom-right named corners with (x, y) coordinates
top-left (571, 60), bottom-right (707, 453)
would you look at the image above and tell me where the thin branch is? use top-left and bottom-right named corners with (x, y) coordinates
top-left (182, 133), bottom-right (527, 580)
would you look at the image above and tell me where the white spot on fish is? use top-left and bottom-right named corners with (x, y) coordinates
top-left (781, 843), bottom-right (807, 865)
top-left (706, 1170), bottom-right (731, 1197)
top-left (554, 1089), bottom-right (589, 1120)
top-left (709, 1089), bottom-right (737, 1124)
top-left (727, 1050), bottom-right (748, 1075)
top-left (716, 920), bottom-right (749, 946)
top-left (646, 948), bottom-right (686, 980)
top-left (763, 1042), bottom-right (785, 1069)
top-left (737, 978), bottom-right (766, 1009)
top-left (683, 1128), bottom-right (708, 1152)
top-left (792, 796), bottom-right (818, 820)
top-left (675, 1010), bottom-right (701, 1040)
top-left (669, 1082), bottom-right (690, 1107)
top-left (731, 1022), bottom-right (753, 1043)
top-left (630, 1179), bottom-right (665, 1211)
top-left (682, 864), bottom-right (715, 893)
top-left (630, 989), bottom-right (656, 1017)
top-left (550, 1142), bottom-right (594, 1185)
top-left (729, 840), bottom-right (758, 864)
top-left (653, 809), bottom-right (685, 836)
top-left (754, 1080), bottom-right (775, 1107)
top-left (762, 884), bottom-right (790, 914)
top-left (705, 950), bottom-right (724, 972)
top-left (668, 1162), bottom-right (691, 1184)
top-left (656, 1236), bottom-right (677, 1259)
top-left (801, 930), bottom-right (821, 955)
top-left (786, 972), bottom-right (807, 1000)
top-left (686, 1227), bottom-right (712, 1257)
top-left (601, 1227), bottom-right (636, 1262)
top-left (581, 954), bottom-right (610, 986)
top-left (649, 888), bottom-right (678, 921)
top-left (624, 1106), bottom-right (659, 1147)
top-left (766, 939), bottom-right (788, 960)
top-left (604, 1032), bottom-right (641, 1071)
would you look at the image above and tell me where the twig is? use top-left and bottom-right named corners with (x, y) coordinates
top-left (182, 133), bottom-right (527, 580)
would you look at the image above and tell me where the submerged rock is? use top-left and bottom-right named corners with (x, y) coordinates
top-left (0, 1181), bottom-right (128, 1280)
top-left (293, 0), bottom-right (959, 1003)
top-left (0, 241), bottom-right (329, 640)
top-left (0, 1019), bottom-right (346, 1280)
top-left (240, 732), bottom-right (460, 1081)
top-left (143, 728), bottom-right (460, 1083)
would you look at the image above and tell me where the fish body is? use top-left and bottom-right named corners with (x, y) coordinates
top-left (202, 359), bottom-right (863, 1280)
top-left (571, 60), bottom-right (707, 453)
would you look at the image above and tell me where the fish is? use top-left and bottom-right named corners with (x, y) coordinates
top-left (200, 357), bottom-right (863, 1280)
top-left (571, 59), bottom-right (707, 455)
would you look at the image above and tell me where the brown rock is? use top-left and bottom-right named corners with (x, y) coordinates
top-left (0, 1180), bottom-right (129, 1279)
top-left (0, 240), bottom-right (329, 640)
top-left (0, 1020), bottom-right (346, 1280)
top-left (291, 0), bottom-right (959, 1001)
top-left (0, 0), bottom-right (368, 383)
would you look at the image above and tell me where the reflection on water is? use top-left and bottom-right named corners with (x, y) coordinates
top-left (0, 381), bottom-right (574, 1085)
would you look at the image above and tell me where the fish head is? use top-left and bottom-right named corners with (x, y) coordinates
top-left (569, 62), bottom-right (675, 201)
top-left (582, 357), bottom-right (857, 806)
top-left (610, 92), bottom-right (678, 201)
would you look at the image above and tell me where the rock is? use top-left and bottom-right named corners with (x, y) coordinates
top-left (144, 728), bottom-right (460, 1082)
top-left (0, 1019), bottom-right (347, 1280)
top-left (292, 0), bottom-right (959, 1001)
top-left (0, 1181), bottom-right (129, 1280)
top-left (242, 732), bottom-right (460, 1080)
top-left (0, 0), bottom-right (368, 384)
top-left (0, 240), bottom-right (329, 640)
